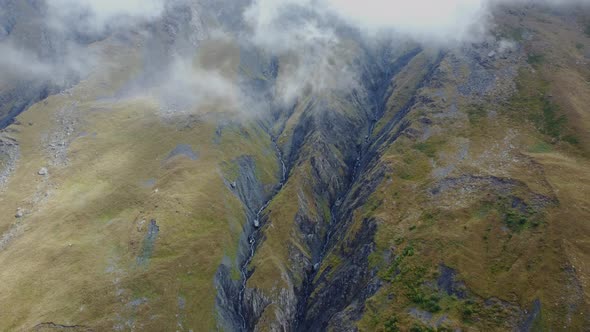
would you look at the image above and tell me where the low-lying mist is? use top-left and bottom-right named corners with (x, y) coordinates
top-left (0, 0), bottom-right (587, 118)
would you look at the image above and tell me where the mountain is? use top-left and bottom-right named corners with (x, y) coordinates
top-left (0, 1), bottom-right (589, 331)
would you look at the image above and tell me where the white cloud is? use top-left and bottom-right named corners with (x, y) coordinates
top-left (244, 0), bottom-right (589, 46)
top-left (243, 0), bottom-right (317, 52)
top-left (157, 57), bottom-right (241, 113)
top-left (2, 0), bottom-right (587, 116)
top-left (0, 43), bottom-right (53, 80)
top-left (243, 0), bottom-right (493, 47)
top-left (48, 0), bottom-right (165, 19)
top-left (46, 0), bottom-right (167, 33)
top-left (322, 0), bottom-right (491, 43)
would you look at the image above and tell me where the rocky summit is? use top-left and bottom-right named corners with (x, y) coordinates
top-left (0, 0), bottom-right (589, 331)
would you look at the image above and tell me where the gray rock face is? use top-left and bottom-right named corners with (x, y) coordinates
top-left (520, 299), bottom-right (542, 332)
top-left (0, 81), bottom-right (61, 130)
top-left (136, 219), bottom-right (160, 266)
top-left (0, 0), bottom-right (96, 128)
top-left (299, 218), bottom-right (381, 332)
top-left (215, 154), bottom-right (278, 331)
top-left (166, 144), bottom-right (199, 161)
top-left (0, 134), bottom-right (19, 189)
top-left (437, 264), bottom-right (468, 299)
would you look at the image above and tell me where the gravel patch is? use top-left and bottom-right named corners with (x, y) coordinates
top-left (42, 102), bottom-right (81, 167)
top-left (0, 134), bottom-right (19, 190)
top-left (0, 221), bottom-right (24, 252)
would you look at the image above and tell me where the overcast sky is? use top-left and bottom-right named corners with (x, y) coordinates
top-left (35, 0), bottom-right (587, 42)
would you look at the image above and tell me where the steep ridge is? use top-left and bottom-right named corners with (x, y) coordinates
top-left (0, 0), bottom-right (80, 128)
top-left (295, 50), bottom-right (447, 332)
top-left (230, 41), bottom-right (441, 330)
top-left (227, 4), bottom-right (590, 331)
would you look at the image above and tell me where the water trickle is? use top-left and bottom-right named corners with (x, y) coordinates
top-left (237, 136), bottom-right (287, 330)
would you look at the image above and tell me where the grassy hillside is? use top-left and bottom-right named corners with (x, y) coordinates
top-left (0, 34), bottom-right (281, 331)
top-left (353, 6), bottom-right (590, 331)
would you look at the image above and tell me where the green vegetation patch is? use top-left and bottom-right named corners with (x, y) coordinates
top-left (381, 243), bottom-right (444, 313)
top-left (505, 70), bottom-right (579, 145)
top-left (363, 196), bottom-right (383, 218)
top-left (527, 54), bottom-right (545, 67)
top-left (480, 195), bottom-right (544, 232)
top-left (413, 142), bottom-right (437, 158)
top-left (466, 104), bottom-right (487, 125)
top-left (539, 99), bottom-right (566, 139)
top-left (413, 137), bottom-right (446, 159)
top-left (408, 288), bottom-right (442, 313)
top-left (384, 315), bottom-right (400, 332)
top-left (498, 26), bottom-right (524, 41)
top-left (461, 299), bottom-right (479, 323)
top-left (221, 160), bottom-right (241, 183)
top-left (528, 142), bottom-right (553, 153)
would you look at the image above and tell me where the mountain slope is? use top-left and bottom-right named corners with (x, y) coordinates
top-left (0, 2), bottom-right (589, 332)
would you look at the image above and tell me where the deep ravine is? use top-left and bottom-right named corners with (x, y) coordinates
top-left (237, 135), bottom-right (288, 331)
top-left (226, 46), bottom-right (443, 331)
top-left (290, 47), bottom-right (419, 326)
top-left (293, 50), bottom-right (446, 331)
